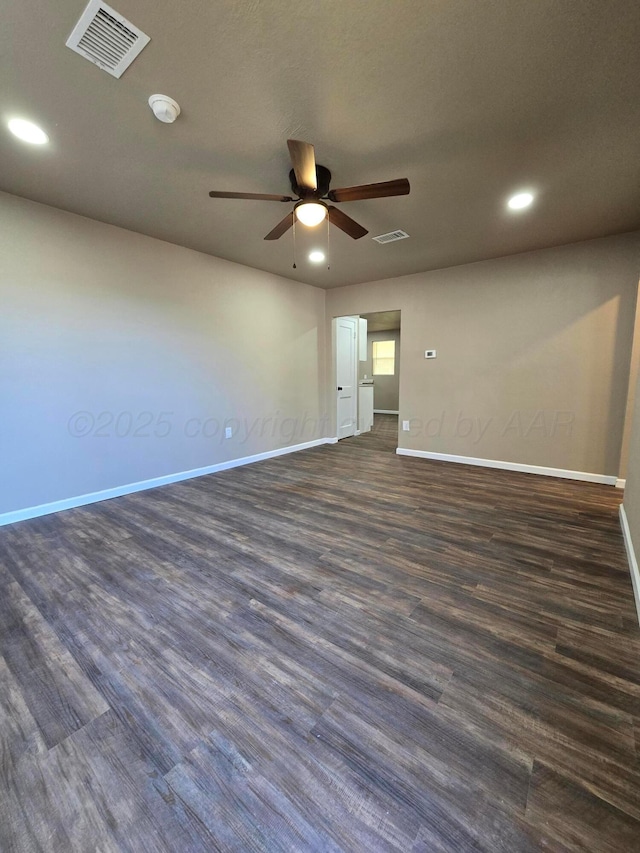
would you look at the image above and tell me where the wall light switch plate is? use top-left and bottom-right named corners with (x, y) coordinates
top-left (402, 420), bottom-right (410, 431)
top-left (425, 349), bottom-right (437, 359)
top-left (225, 427), bottom-right (233, 439)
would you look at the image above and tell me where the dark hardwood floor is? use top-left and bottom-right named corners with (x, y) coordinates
top-left (1, 416), bottom-right (639, 851)
top-left (346, 412), bottom-right (399, 452)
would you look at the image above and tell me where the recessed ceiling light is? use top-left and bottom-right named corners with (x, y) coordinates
top-left (7, 118), bottom-right (49, 145)
top-left (507, 191), bottom-right (534, 210)
top-left (309, 250), bottom-right (325, 263)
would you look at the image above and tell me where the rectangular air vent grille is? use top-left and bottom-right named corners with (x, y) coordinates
top-left (66, 0), bottom-right (150, 78)
top-left (372, 229), bottom-right (410, 244)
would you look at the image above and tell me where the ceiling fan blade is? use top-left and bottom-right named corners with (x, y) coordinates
top-left (209, 190), bottom-right (294, 201)
top-left (328, 178), bottom-right (410, 203)
top-left (264, 212), bottom-right (294, 240)
top-left (328, 206), bottom-right (368, 239)
top-left (287, 139), bottom-right (317, 191)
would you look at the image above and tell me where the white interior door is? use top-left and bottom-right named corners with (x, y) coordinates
top-left (335, 316), bottom-right (358, 439)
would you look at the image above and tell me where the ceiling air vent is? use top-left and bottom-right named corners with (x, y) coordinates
top-left (66, 0), bottom-right (150, 78)
top-left (372, 229), bottom-right (410, 244)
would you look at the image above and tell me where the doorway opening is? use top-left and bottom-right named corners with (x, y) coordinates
top-left (333, 310), bottom-right (400, 453)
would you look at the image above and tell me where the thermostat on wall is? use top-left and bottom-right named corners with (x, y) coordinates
top-left (425, 349), bottom-right (437, 359)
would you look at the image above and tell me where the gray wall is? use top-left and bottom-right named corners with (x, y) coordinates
top-left (0, 192), bottom-right (326, 516)
top-left (328, 232), bottom-right (640, 476)
top-left (359, 329), bottom-right (400, 411)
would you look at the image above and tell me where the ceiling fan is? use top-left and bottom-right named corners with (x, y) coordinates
top-left (208, 139), bottom-right (410, 241)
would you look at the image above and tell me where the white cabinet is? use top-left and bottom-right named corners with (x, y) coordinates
top-left (358, 384), bottom-right (374, 433)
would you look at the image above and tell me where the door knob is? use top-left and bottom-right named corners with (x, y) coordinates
top-left (337, 386), bottom-right (343, 390)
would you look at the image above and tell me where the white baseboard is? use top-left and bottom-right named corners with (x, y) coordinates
top-left (0, 437), bottom-right (334, 528)
top-left (619, 504), bottom-right (640, 626)
top-left (616, 479), bottom-right (626, 489)
top-left (374, 409), bottom-right (399, 415)
top-left (395, 447), bottom-right (617, 486)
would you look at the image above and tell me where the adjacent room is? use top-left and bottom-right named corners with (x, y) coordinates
top-left (2, 2), bottom-right (640, 850)
top-left (335, 310), bottom-right (402, 453)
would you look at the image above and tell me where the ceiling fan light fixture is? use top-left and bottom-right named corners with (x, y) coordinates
top-left (295, 202), bottom-right (327, 227)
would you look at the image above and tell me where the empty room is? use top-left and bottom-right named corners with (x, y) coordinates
top-left (2, 1), bottom-right (640, 850)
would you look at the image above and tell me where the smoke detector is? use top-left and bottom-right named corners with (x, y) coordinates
top-left (148, 95), bottom-right (181, 124)
top-left (66, 0), bottom-right (150, 79)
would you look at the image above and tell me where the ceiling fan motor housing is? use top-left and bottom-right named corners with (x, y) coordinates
top-left (289, 165), bottom-right (332, 199)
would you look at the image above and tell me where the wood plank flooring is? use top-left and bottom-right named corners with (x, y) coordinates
top-left (1, 415), bottom-right (639, 851)
top-left (350, 412), bottom-right (399, 452)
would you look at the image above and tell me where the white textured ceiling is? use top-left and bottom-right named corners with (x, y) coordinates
top-left (2, 0), bottom-right (640, 288)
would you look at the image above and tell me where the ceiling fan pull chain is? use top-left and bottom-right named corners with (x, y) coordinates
top-left (327, 213), bottom-right (331, 270)
top-left (292, 215), bottom-right (297, 269)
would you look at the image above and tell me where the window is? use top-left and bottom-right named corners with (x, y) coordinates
top-left (372, 340), bottom-right (395, 375)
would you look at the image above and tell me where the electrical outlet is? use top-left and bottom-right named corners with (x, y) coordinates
top-left (225, 426), bottom-right (233, 439)
top-left (402, 420), bottom-right (410, 431)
